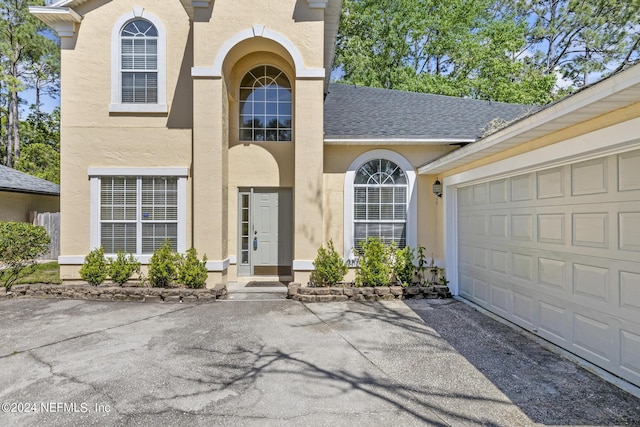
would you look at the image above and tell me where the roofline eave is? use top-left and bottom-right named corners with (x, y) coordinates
top-left (417, 65), bottom-right (640, 175)
top-left (324, 137), bottom-right (477, 145)
top-left (0, 188), bottom-right (60, 197)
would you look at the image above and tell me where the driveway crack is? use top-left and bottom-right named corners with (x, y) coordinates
top-left (1, 304), bottom-right (196, 359)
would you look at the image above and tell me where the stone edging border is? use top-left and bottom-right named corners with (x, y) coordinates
top-left (287, 283), bottom-right (452, 302)
top-left (0, 283), bottom-right (227, 303)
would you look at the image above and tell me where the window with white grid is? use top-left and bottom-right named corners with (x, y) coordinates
top-left (100, 176), bottom-right (177, 254)
top-left (239, 65), bottom-right (292, 142)
top-left (121, 19), bottom-right (158, 104)
top-left (353, 159), bottom-right (407, 250)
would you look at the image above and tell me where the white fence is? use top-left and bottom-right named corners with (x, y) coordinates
top-left (29, 212), bottom-right (60, 260)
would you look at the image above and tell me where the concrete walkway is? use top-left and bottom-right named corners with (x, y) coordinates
top-left (0, 294), bottom-right (638, 426)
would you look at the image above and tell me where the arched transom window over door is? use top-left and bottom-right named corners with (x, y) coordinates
top-left (354, 159), bottom-right (407, 250)
top-left (239, 65), bottom-right (292, 142)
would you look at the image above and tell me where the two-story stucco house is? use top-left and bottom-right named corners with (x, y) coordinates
top-left (31, 0), bottom-right (639, 389)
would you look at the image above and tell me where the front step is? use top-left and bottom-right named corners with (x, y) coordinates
top-left (223, 282), bottom-right (288, 301)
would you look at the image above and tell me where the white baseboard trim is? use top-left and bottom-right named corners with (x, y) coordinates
top-left (292, 260), bottom-right (315, 271)
top-left (205, 258), bottom-right (230, 272)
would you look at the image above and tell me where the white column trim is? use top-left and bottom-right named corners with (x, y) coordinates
top-left (293, 260), bottom-right (315, 271)
top-left (307, 0), bottom-right (328, 8)
top-left (89, 176), bottom-right (100, 250)
top-left (177, 177), bottom-right (187, 253)
top-left (444, 185), bottom-right (458, 296)
top-left (205, 259), bottom-right (230, 272)
top-left (88, 167), bottom-right (189, 177)
top-left (59, 256), bottom-right (87, 265)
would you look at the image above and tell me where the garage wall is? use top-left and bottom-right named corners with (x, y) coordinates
top-left (0, 191), bottom-right (60, 222)
top-left (456, 149), bottom-right (640, 388)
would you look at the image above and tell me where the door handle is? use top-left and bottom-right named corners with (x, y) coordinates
top-left (253, 237), bottom-right (258, 250)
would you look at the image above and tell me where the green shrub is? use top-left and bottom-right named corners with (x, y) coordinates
top-left (109, 251), bottom-right (141, 286)
top-left (415, 245), bottom-right (428, 285)
top-left (355, 237), bottom-right (393, 287)
top-left (148, 241), bottom-right (179, 288)
top-left (177, 248), bottom-right (208, 289)
top-left (393, 245), bottom-right (414, 286)
top-left (79, 247), bottom-right (109, 286)
top-left (438, 268), bottom-right (450, 287)
top-left (0, 222), bottom-right (51, 290)
top-left (310, 240), bottom-right (348, 287)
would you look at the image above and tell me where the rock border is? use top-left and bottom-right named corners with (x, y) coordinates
top-left (1, 283), bottom-right (227, 303)
top-left (287, 283), bottom-right (452, 302)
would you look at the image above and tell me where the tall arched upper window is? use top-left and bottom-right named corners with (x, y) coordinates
top-left (121, 19), bottom-right (158, 104)
top-left (354, 159), bottom-right (407, 249)
top-left (239, 65), bottom-right (292, 142)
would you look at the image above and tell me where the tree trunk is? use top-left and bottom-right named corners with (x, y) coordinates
top-left (10, 89), bottom-right (20, 163)
top-left (1, 79), bottom-right (6, 166)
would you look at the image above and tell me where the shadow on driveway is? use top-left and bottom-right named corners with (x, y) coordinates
top-left (0, 297), bottom-right (639, 426)
top-left (307, 298), bottom-right (640, 426)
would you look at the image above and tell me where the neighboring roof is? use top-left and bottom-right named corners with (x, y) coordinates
top-left (418, 63), bottom-right (640, 174)
top-left (323, 83), bottom-right (534, 143)
top-left (0, 165), bottom-right (60, 196)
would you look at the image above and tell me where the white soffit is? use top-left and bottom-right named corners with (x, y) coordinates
top-left (29, 6), bottom-right (81, 25)
top-left (418, 65), bottom-right (640, 175)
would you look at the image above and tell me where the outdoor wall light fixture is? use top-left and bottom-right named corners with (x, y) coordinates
top-left (432, 178), bottom-right (443, 198)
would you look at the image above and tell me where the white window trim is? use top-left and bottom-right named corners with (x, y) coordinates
top-left (344, 150), bottom-right (417, 260)
top-left (89, 167), bottom-right (188, 260)
top-left (110, 8), bottom-right (167, 113)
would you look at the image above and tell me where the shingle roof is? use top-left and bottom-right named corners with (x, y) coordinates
top-left (0, 165), bottom-right (60, 196)
top-left (323, 83), bottom-right (535, 141)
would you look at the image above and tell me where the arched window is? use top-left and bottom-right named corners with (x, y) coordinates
top-left (354, 159), bottom-right (407, 249)
top-left (120, 19), bottom-right (158, 104)
top-left (239, 65), bottom-right (292, 142)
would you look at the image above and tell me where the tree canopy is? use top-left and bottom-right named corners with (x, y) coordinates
top-left (1, 0), bottom-right (60, 183)
top-left (334, 0), bottom-right (640, 104)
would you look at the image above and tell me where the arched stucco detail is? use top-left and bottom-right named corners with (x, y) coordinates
top-left (343, 149), bottom-right (418, 260)
top-left (191, 25), bottom-right (324, 79)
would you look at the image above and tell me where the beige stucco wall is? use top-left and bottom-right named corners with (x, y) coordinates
top-left (59, 0), bottom-right (193, 279)
top-left (56, 0), bottom-right (328, 282)
top-left (192, 0), bottom-right (324, 71)
top-left (0, 192), bottom-right (60, 222)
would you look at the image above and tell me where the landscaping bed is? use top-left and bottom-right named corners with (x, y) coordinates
top-left (288, 283), bottom-right (452, 302)
top-left (0, 283), bottom-right (227, 303)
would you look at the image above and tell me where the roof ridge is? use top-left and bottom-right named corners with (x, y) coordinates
top-left (327, 82), bottom-right (530, 107)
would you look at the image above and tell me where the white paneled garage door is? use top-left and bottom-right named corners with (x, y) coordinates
top-left (457, 149), bottom-right (640, 387)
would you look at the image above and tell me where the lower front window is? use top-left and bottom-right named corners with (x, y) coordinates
top-left (99, 176), bottom-right (178, 254)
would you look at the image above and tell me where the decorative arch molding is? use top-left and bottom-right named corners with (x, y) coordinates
top-left (191, 25), bottom-right (325, 79)
top-left (343, 149), bottom-right (418, 260)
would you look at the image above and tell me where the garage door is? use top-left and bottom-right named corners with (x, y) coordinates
top-left (457, 149), bottom-right (640, 387)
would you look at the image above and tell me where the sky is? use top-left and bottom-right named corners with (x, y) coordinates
top-left (20, 87), bottom-right (59, 115)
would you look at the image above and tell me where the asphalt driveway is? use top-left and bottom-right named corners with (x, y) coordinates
top-left (0, 295), bottom-right (638, 426)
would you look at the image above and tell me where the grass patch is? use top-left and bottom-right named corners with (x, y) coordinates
top-left (14, 262), bottom-right (61, 285)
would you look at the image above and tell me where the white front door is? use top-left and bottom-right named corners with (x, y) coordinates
top-left (238, 188), bottom-right (292, 276)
